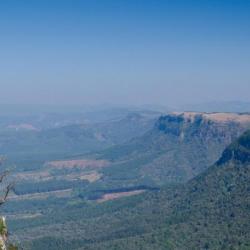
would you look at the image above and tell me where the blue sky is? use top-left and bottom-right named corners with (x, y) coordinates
top-left (0, 0), bottom-right (249, 106)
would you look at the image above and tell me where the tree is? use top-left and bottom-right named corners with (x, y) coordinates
top-left (0, 158), bottom-right (16, 250)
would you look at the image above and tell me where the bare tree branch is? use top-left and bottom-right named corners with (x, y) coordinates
top-left (0, 183), bottom-right (15, 206)
top-left (0, 171), bottom-right (10, 184)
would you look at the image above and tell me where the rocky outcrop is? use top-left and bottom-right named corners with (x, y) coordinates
top-left (0, 217), bottom-right (17, 250)
top-left (156, 112), bottom-right (250, 145)
top-left (0, 217), bottom-right (7, 250)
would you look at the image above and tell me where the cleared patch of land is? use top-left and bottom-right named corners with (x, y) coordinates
top-left (172, 112), bottom-right (250, 123)
top-left (50, 171), bottom-right (102, 183)
top-left (15, 170), bottom-right (52, 182)
top-left (7, 212), bottom-right (42, 220)
top-left (7, 123), bottom-right (39, 131)
top-left (79, 171), bottom-right (102, 182)
top-left (204, 112), bottom-right (250, 123)
top-left (9, 189), bottom-right (72, 201)
top-left (46, 159), bottom-right (110, 169)
top-left (15, 169), bottom-right (102, 184)
top-left (97, 190), bottom-right (145, 203)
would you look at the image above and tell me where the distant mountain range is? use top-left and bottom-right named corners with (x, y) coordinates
top-left (0, 112), bottom-right (158, 171)
top-left (178, 101), bottom-right (250, 113)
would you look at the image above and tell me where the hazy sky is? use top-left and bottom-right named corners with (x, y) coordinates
top-left (0, 0), bottom-right (249, 106)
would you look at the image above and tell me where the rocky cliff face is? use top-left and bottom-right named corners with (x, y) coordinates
top-left (99, 112), bottom-right (250, 186)
top-left (156, 112), bottom-right (250, 145)
top-left (141, 112), bottom-right (250, 183)
top-left (0, 217), bottom-right (7, 250)
top-left (0, 217), bottom-right (17, 250)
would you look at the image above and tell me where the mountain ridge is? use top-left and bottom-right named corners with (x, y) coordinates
top-left (96, 112), bottom-right (250, 188)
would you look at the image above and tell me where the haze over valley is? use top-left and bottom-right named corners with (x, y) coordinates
top-left (0, 0), bottom-right (250, 249)
top-left (0, 106), bottom-right (249, 249)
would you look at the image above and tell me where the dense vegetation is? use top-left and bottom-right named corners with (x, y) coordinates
top-left (4, 129), bottom-right (250, 249)
top-left (0, 111), bottom-right (249, 249)
top-left (94, 113), bottom-right (249, 188)
top-left (0, 111), bottom-right (157, 171)
top-left (14, 179), bottom-right (88, 195)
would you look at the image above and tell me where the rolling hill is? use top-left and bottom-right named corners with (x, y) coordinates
top-left (0, 111), bottom-right (157, 171)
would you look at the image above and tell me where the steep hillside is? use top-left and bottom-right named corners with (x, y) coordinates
top-left (160, 129), bottom-right (250, 249)
top-left (96, 112), bottom-right (250, 186)
top-left (93, 112), bottom-right (157, 144)
top-left (94, 129), bottom-right (250, 249)
top-left (88, 130), bottom-right (250, 249)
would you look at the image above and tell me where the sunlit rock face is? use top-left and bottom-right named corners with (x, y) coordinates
top-left (156, 112), bottom-right (250, 145)
top-left (0, 217), bottom-right (7, 250)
